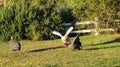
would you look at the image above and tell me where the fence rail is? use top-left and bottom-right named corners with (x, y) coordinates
top-left (71, 28), bottom-right (115, 34)
top-left (64, 21), bottom-right (95, 26)
top-left (64, 20), bottom-right (115, 35)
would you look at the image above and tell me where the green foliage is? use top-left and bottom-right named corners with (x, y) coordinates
top-left (0, 0), bottom-right (120, 41)
top-left (0, 0), bottom-right (65, 41)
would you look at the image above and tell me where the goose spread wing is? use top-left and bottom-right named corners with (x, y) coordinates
top-left (44, 25), bottom-right (62, 37)
top-left (52, 31), bottom-right (62, 37)
top-left (65, 18), bottom-right (77, 36)
top-left (65, 27), bottom-right (73, 36)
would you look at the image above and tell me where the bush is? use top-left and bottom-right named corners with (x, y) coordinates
top-left (0, 0), bottom-right (120, 41)
top-left (0, 0), bottom-right (66, 41)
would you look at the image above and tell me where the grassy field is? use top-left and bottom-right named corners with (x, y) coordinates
top-left (0, 34), bottom-right (120, 67)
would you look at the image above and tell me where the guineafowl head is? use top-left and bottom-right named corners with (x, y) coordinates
top-left (11, 36), bottom-right (13, 40)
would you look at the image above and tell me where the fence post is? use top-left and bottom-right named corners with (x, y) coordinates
top-left (94, 17), bottom-right (99, 35)
top-left (0, 0), bottom-right (4, 6)
top-left (4, 0), bottom-right (7, 7)
top-left (4, 0), bottom-right (11, 7)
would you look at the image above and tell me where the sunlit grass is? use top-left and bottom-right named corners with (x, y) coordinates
top-left (0, 34), bottom-right (120, 67)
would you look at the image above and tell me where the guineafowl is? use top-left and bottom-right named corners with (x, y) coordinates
top-left (68, 33), bottom-right (82, 50)
top-left (44, 18), bottom-right (77, 46)
top-left (10, 36), bottom-right (21, 51)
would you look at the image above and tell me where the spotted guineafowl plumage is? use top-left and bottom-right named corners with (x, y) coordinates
top-left (10, 36), bottom-right (21, 51)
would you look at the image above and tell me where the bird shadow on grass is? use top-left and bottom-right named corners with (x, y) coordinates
top-left (86, 45), bottom-right (120, 50)
top-left (89, 37), bottom-right (120, 46)
top-left (86, 37), bottom-right (120, 50)
top-left (28, 46), bottom-right (65, 52)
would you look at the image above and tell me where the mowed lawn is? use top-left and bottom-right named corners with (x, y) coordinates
top-left (0, 34), bottom-right (120, 67)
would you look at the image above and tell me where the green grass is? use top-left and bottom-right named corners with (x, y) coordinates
top-left (0, 34), bottom-right (120, 67)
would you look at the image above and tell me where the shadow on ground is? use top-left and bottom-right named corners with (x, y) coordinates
top-left (86, 37), bottom-right (120, 50)
top-left (90, 37), bottom-right (120, 46)
top-left (29, 46), bottom-right (65, 52)
top-left (86, 45), bottom-right (120, 50)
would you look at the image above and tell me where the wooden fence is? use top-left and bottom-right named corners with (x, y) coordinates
top-left (64, 20), bottom-right (115, 35)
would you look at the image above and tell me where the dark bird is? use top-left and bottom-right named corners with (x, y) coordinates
top-left (68, 33), bottom-right (82, 50)
top-left (10, 36), bottom-right (21, 51)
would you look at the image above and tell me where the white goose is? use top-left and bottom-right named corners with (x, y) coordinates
top-left (45, 25), bottom-right (73, 46)
top-left (45, 18), bottom-right (77, 46)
